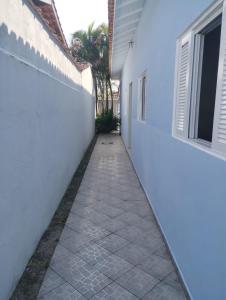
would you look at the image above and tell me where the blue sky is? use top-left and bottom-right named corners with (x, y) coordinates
top-left (54, 0), bottom-right (108, 44)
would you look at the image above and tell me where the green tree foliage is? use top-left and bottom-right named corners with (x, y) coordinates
top-left (96, 110), bottom-right (120, 134)
top-left (71, 22), bottom-right (114, 116)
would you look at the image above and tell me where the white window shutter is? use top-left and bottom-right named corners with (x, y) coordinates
top-left (174, 33), bottom-right (192, 137)
top-left (212, 2), bottom-right (226, 154)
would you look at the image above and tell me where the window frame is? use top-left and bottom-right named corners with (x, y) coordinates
top-left (189, 9), bottom-right (222, 146)
top-left (138, 72), bottom-right (147, 122)
top-left (128, 82), bottom-right (133, 148)
top-left (173, 0), bottom-right (224, 154)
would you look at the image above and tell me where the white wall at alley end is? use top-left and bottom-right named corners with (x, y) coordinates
top-left (120, 0), bottom-right (226, 299)
top-left (0, 0), bottom-right (95, 299)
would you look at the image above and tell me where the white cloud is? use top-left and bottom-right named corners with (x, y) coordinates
top-left (54, 0), bottom-right (108, 44)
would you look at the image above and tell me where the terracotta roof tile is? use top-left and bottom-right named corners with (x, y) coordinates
top-left (31, 0), bottom-right (67, 48)
top-left (30, 0), bottom-right (90, 72)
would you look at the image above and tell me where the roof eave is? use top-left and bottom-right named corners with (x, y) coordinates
top-left (108, 0), bottom-right (115, 76)
top-left (109, 0), bottom-right (145, 79)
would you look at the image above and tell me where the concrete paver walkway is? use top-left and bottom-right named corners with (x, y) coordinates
top-left (38, 134), bottom-right (187, 299)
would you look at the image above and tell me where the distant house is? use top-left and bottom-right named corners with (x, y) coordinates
top-left (109, 0), bottom-right (226, 299)
top-left (96, 81), bottom-right (120, 116)
top-left (0, 0), bottom-right (94, 299)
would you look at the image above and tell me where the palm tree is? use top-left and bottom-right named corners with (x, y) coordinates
top-left (71, 23), bottom-right (113, 115)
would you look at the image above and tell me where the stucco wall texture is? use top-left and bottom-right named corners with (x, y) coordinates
top-left (120, 1), bottom-right (226, 299)
top-left (0, 0), bottom-right (95, 299)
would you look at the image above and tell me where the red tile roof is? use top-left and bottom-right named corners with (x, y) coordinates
top-left (30, 0), bottom-right (90, 72)
top-left (31, 0), bottom-right (67, 47)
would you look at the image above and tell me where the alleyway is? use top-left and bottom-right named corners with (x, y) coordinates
top-left (38, 134), bottom-right (187, 299)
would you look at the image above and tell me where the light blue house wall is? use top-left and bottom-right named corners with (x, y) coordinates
top-left (120, 1), bottom-right (226, 299)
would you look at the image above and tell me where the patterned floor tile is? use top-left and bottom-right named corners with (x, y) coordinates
top-left (77, 244), bottom-right (111, 265)
top-left (38, 268), bottom-right (65, 297)
top-left (115, 212), bottom-right (143, 225)
top-left (79, 225), bottom-right (111, 242)
top-left (116, 267), bottom-right (159, 298)
top-left (96, 234), bottom-right (130, 253)
top-left (154, 245), bottom-right (171, 260)
top-left (138, 254), bottom-right (175, 280)
top-left (97, 205), bottom-right (124, 218)
top-left (115, 243), bottom-right (150, 265)
top-left (60, 225), bottom-right (81, 242)
top-left (74, 195), bottom-right (99, 207)
top-left (142, 282), bottom-right (187, 300)
top-left (50, 244), bottom-right (80, 266)
top-left (115, 226), bottom-right (147, 243)
top-left (59, 231), bottom-right (93, 254)
top-left (74, 266), bottom-right (112, 299)
top-left (100, 218), bottom-right (127, 233)
top-left (96, 254), bottom-right (134, 280)
top-left (38, 135), bottom-right (187, 300)
top-left (133, 218), bottom-right (158, 232)
top-left (134, 235), bottom-right (164, 253)
top-left (66, 213), bottom-right (94, 233)
top-left (128, 204), bottom-right (153, 218)
top-left (52, 254), bottom-right (111, 299)
top-left (104, 197), bottom-right (127, 208)
top-left (86, 211), bottom-right (111, 225)
top-left (38, 283), bottom-right (85, 299)
top-left (163, 271), bottom-right (183, 290)
top-left (91, 282), bottom-right (138, 300)
top-left (71, 206), bottom-right (96, 218)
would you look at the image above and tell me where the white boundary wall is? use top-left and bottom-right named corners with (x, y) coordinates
top-left (0, 1), bottom-right (95, 299)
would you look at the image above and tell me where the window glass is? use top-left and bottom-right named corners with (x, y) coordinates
top-left (197, 18), bottom-right (222, 142)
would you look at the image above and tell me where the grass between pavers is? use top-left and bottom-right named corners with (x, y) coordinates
top-left (10, 135), bottom-right (97, 300)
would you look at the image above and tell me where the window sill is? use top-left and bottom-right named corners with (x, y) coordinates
top-left (172, 134), bottom-right (226, 162)
top-left (190, 138), bottom-right (211, 148)
top-left (137, 119), bottom-right (146, 124)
